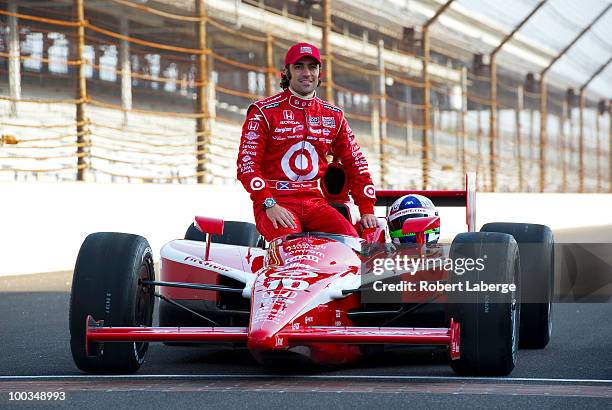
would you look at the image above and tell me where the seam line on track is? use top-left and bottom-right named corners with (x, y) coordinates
top-left (1, 375), bottom-right (611, 384)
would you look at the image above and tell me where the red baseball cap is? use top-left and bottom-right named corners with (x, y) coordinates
top-left (284, 42), bottom-right (322, 66)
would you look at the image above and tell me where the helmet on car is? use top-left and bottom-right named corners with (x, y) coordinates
top-left (387, 194), bottom-right (439, 244)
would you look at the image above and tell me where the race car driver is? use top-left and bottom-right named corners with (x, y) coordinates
top-left (236, 42), bottom-right (377, 241)
top-left (387, 194), bottom-right (440, 244)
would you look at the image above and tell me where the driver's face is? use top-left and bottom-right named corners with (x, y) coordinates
top-left (288, 56), bottom-right (319, 96)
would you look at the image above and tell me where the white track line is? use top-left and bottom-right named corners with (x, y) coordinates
top-left (1, 375), bottom-right (611, 384)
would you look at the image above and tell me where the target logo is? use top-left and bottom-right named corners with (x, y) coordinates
top-left (363, 184), bottom-right (376, 199)
top-left (250, 177), bottom-right (265, 191)
top-left (281, 141), bottom-right (319, 181)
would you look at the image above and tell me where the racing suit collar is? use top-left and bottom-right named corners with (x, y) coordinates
top-left (286, 87), bottom-right (316, 109)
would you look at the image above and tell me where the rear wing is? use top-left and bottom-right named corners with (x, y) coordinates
top-left (375, 173), bottom-right (476, 232)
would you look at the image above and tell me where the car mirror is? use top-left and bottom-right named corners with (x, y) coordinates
top-left (194, 216), bottom-right (224, 260)
top-left (194, 216), bottom-right (224, 236)
top-left (402, 216), bottom-right (440, 246)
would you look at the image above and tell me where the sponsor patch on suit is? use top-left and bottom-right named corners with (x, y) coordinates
top-left (322, 117), bottom-right (336, 128)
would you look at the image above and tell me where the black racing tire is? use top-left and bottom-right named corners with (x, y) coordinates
top-left (447, 232), bottom-right (521, 376)
top-left (69, 232), bottom-right (155, 374)
top-left (480, 223), bottom-right (554, 349)
top-left (184, 220), bottom-right (262, 247)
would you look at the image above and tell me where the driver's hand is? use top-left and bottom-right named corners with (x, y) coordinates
top-left (265, 205), bottom-right (297, 230)
top-left (360, 214), bottom-right (378, 229)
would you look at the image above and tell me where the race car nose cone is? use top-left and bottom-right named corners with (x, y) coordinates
top-left (248, 327), bottom-right (288, 351)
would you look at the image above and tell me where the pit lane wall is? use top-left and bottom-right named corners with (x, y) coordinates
top-left (2, 182), bottom-right (612, 276)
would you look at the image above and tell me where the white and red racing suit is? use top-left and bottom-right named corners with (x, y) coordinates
top-left (236, 88), bottom-right (376, 241)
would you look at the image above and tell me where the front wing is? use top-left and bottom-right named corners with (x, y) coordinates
top-left (85, 316), bottom-right (460, 360)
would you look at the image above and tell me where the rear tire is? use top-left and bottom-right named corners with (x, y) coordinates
top-left (447, 232), bottom-right (521, 376)
top-left (481, 223), bottom-right (554, 349)
top-left (69, 232), bottom-right (155, 373)
top-left (184, 220), bottom-right (262, 247)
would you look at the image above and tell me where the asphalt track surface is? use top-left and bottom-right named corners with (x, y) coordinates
top-left (1, 226), bottom-right (611, 409)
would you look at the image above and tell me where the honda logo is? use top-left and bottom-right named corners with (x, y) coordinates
top-left (283, 110), bottom-right (294, 121)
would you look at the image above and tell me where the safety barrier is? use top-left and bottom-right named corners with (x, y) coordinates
top-left (2, 181), bottom-right (612, 276)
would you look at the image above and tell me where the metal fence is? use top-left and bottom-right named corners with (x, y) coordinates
top-left (0, 0), bottom-right (610, 192)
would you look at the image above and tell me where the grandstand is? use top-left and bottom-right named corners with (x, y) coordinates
top-left (1, 0), bottom-right (610, 192)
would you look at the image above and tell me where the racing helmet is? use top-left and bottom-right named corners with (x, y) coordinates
top-left (387, 194), bottom-right (440, 244)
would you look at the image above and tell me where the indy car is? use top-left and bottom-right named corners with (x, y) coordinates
top-left (69, 172), bottom-right (554, 375)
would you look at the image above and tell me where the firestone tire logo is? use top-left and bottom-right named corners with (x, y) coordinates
top-left (281, 141), bottom-right (319, 181)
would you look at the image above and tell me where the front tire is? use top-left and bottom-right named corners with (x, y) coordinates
top-left (447, 232), bottom-right (521, 376)
top-left (69, 232), bottom-right (155, 373)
